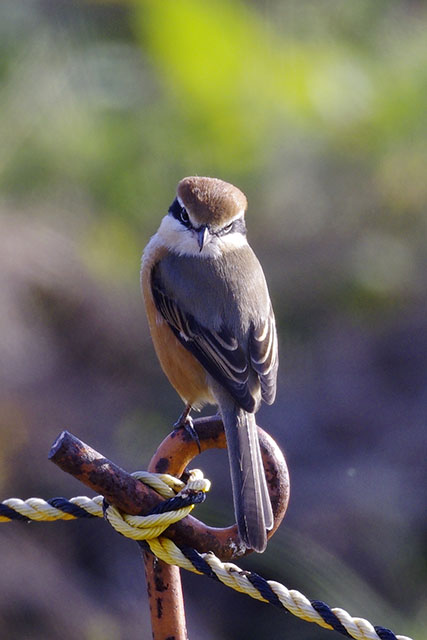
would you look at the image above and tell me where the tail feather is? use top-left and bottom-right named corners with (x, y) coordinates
top-left (254, 426), bottom-right (274, 532)
top-left (221, 405), bottom-right (273, 552)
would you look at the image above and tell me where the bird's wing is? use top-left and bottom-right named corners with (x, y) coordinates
top-left (151, 264), bottom-right (257, 412)
top-left (249, 306), bottom-right (278, 405)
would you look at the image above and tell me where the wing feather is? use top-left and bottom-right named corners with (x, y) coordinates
top-left (151, 265), bottom-right (256, 411)
top-left (249, 306), bottom-right (278, 404)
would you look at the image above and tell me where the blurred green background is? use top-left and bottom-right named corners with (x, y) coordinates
top-left (0, 1), bottom-right (426, 638)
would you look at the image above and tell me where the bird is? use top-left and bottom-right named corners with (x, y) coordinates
top-left (141, 176), bottom-right (278, 552)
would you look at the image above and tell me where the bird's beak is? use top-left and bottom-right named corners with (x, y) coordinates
top-left (197, 225), bottom-right (209, 252)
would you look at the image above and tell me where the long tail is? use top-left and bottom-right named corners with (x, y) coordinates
top-left (221, 403), bottom-right (273, 553)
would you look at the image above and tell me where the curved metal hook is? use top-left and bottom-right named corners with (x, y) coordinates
top-left (148, 415), bottom-right (290, 559)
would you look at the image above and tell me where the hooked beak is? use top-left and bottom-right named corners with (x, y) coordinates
top-left (197, 225), bottom-right (209, 252)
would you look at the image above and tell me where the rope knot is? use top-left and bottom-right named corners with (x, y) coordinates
top-left (103, 469), bottom-right (210, 542)
top-left (177, 468), bottom-right (211, 496)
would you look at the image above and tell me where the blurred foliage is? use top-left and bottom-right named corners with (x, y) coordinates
top-left (0, 1), bottom-right (426, 639)
top-left (137, 0), bottom-right (427, 159)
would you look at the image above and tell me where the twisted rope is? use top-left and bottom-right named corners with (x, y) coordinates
top-left (1, 471), bottom-right (412, 640)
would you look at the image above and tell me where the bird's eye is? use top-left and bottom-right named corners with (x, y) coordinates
top-left (179, 208), bottom-right (190, 224)
top-left (169, 198), bottom-right (191, 227)
top-left (223, 222), bottom-right (233, 233)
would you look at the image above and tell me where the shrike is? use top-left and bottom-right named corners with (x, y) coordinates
top-left (141, 176), bottom-right (278, 552)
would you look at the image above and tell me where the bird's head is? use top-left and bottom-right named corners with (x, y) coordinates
top-left (159, 177), bottom-right (248, 257)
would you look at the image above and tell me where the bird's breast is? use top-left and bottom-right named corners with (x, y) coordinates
top-left (141, 240), bottom-right (214, 408)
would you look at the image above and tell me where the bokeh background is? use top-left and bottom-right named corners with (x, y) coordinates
top-left (0, 1), bottom-right (426, 638)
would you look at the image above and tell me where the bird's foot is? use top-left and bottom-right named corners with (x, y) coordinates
top-left (173, 408), bottom-right (201, 453)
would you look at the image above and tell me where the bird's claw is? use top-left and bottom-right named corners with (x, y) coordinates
top-left (173, 414), bottom-right (201, 453)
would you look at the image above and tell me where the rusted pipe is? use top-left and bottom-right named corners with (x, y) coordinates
top-left (50, 417), bottom-right (290, 640)
top-left (49, 431), bottom-right (164, 514)
top-left (49, 417), bottom-right (289, 560)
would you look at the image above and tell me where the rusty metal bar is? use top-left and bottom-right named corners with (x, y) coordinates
top-left (49, 418), bottom-right (289, 560)
top-left (49, 416), bottom-right (290, 640)
top-left (49, 430), bottom-right (164, 515)
top-left (142, 443), bottom-right (188, 640)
